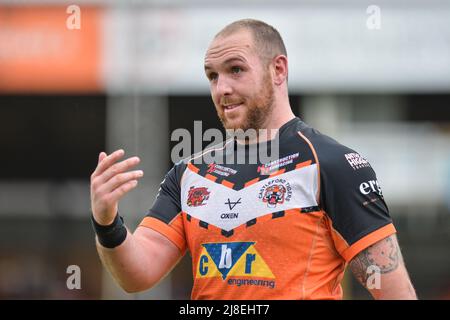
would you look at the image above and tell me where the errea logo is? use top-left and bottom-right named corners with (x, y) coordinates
top-left (359, 180), bottom-right (383, 197)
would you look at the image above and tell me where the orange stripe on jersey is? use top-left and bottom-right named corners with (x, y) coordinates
top-left (139, 216), bottom-right (186, 253)
top-left (221, 179), bottom-right (234, 189)
top-left (269, 168), bottom-right (286, 178)
top-left (296, 160), bottom-right (312, 170)
top-left (341, 223), bottom-right (397, 262)
top-left (244, 177), bottom-right (260, 188)
top-left (256, 212), bottom-right (274, 224)
top-left (284, 208), bottom-right (298, 216)
top-left (205, 174), bottom-right (217, 182)
top-left (188, 163), bottom-right (200, 174)
top-left (233, 223), bottom-right (247, 234)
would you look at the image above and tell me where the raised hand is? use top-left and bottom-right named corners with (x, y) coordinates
top-left (90, 149), bottom-right (144, 225)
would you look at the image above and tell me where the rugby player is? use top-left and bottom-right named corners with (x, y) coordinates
top-left (90, 19), bottom-right (417, 299)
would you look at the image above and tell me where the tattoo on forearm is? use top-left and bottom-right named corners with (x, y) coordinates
top-left (349, 235), bottom-right (401, 287)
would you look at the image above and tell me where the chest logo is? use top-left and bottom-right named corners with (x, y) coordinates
top-left (258, 178), bottom-right (292, 208)
top-left (225, 198), bottom-right (241, 210)
top-left (196, 242), bottom-right (275, 285)
top-left (187, 186), bottom-right (210, 207)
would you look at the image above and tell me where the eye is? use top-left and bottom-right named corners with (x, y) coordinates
top-left (231, 66), bottom-right (242, 74)
top-left (208, 72), bottom-right (218, 81)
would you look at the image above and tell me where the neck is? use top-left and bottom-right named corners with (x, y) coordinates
top-left (260, 93), bottom-right (296, 140)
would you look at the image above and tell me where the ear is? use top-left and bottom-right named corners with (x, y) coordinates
top-left (272, 55), bottom-right (288, 86)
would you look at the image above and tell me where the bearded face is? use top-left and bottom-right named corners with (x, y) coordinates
top-left (216, 67), bottom-right (275, 132)
top-left (205, 30), bottom-right (276, 133)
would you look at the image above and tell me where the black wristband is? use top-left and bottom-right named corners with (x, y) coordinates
top-left (91, 213), bottom-right (127, 249)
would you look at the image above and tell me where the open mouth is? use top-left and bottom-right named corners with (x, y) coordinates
top-left (223, 103), bottom-right (242, 112)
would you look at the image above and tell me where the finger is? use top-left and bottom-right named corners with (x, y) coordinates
top-left (97, 170), bottom-right (144, 195)
top-left (98, 156), bottom-right (141, 185)
top-left (98, 152), bottom-right (107, 165)
top-left (109, 179), bottom-right (139, 203)
top-left (92, 149), bottom-right (125, 178)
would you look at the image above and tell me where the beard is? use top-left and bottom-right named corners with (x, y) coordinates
top-left (216, 70), bottom-right (275, 132)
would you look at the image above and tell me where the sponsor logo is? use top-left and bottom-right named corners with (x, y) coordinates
top-left (220, 213), bottom-right (239, 219)
top-left (258, 178), bottom-right (292, 208)
top-left (196, 242), bottom-right (275, 289)
top-left (345, 153), bottom-right (371, 170)
top-left (220, 198), bottom-right (241, 220)
top-left (225, 198), bottom-right (241, 210)
top-left (187, 186), bottom-right (210, 207)
top-left (207, 163), bottom-right (237, 177)
top-left (257, 152), bottom-right (300, 175)
top-left (359, 179), bottom-right (383, 197)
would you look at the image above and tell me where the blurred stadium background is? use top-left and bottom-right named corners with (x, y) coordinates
top-left (0, 0), bottom-right (449, 299)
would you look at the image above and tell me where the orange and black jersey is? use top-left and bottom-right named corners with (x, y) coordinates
top-left (140, 117), bottom-right (396, 300)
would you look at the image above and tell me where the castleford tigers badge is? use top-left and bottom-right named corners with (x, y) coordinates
top-left (187, 186), bottom-right (210, 207)
top-left (263, 185), bottom-right (287, 207)
top-left (258, 178), bottom-right (292, 208)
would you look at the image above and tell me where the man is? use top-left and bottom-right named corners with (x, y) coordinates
top-left (90, 19), bottom-right (417, 299)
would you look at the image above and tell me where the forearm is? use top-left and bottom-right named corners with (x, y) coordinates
top-left (96, 229), bottom-right (157, 293)
top-left (369, 266), bottom-right (417, 300)
top-left (349, 234), bottom-right (418, 300)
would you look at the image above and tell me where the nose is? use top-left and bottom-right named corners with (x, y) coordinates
top-left (215, 75), bottom-right (233, 98)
